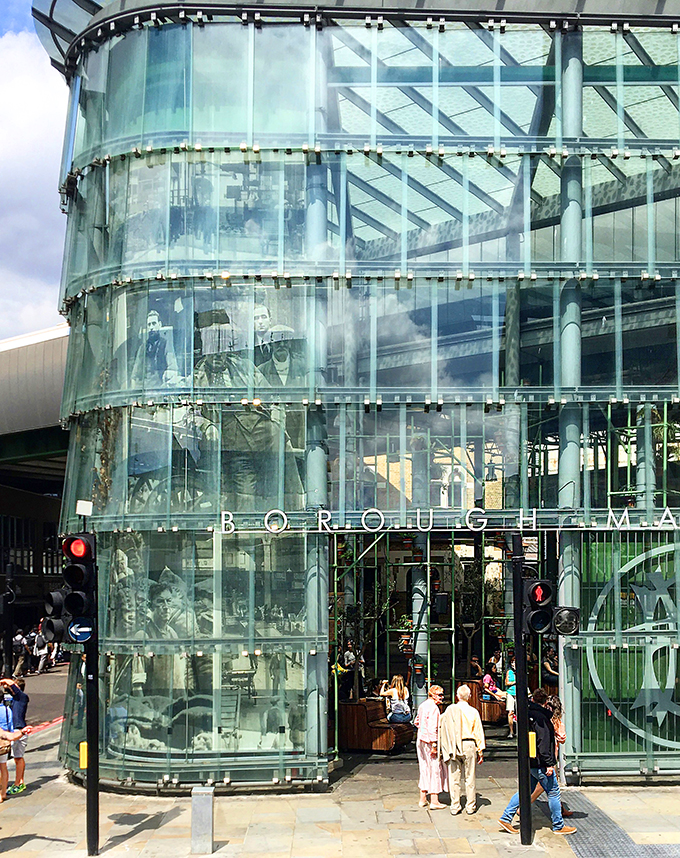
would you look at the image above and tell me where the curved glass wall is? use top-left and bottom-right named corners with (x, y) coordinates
top-left (60, 149), bottom-right (680, 299)
top-left (58, 527), bottom-right (327, 783)
top-left (54, 14), bottom-right (680, 784)
top-left (68, 22), bottom-right (680, 171)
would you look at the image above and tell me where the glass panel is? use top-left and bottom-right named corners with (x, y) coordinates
top-left (74, 43), bottom-right (108, 165)
top-left (254, 26), bottom-right (310, 138)
top-left (143, 25), bottom-right (191, 145)
top-left (193, 24), bottom-right (248, 140)
top-left (106, 32), bottom-right (146, 153)
top-left (622, 280), bottom-right (677, 387)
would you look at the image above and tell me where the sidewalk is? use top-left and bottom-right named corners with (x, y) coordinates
top-left (2, 725), bottom-right (679, 858)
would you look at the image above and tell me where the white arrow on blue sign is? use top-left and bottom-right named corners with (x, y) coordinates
top-left (68, 620), bottom-right (93, 643)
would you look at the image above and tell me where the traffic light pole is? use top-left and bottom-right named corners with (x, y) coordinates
top-left (511, 532), bottom-right (532, 846)
top-left (3, 564), bottom-right (15, 677)
top-left (85, 621), bottom-right (99, 855)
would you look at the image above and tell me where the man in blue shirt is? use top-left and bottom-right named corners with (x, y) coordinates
top-left (2, 678), bottom-right (29, 794)
top-left (0, 681), bottom-right (30, 801)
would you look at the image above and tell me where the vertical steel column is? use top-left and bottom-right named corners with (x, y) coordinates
top-left (305, 35), bottom-right (329, 765)
top-left (558, 26), bottom-right (583, 768)
top-left (635, 403), bottom-right (656, 519)
top-left (412, 435), bottom-right (430, 710)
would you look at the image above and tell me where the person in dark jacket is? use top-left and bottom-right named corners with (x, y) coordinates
top-left (498, 688), bottom-right (576, 835)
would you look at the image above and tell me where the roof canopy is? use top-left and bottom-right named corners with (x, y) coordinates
top-left (32, 0), bottom-right (680, 75)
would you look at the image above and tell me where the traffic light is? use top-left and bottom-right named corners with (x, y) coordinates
top-left (44, 533), bottom-right (97, 643)
top-left (521, 578), bottom-right (580, 636)
top-left (553, 606), bottom-right (580, 635)
top-left (522, 579), bottom-right (554, 634)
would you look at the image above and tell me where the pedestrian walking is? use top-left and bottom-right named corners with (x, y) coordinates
top-left (414, 684), bottom-right (447, 809)
top-left (530, 694), bottom-right (573, 817)
top-left (34, 630), bottom-right (49, 674)
top-left (12, 630), bottom-right (27, 678)
top-left (439, 684), bottom-right (485, 815)
top-left (498, 688), bottom-right (576, 836)
top-left (1, 678), bottom-right (29, 794)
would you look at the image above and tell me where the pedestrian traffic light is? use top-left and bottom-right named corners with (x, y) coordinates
top-left (44, 533), bottom-right (97, 643)
top-left (553, 606), bottom-right (580, 635)
top-left (521, 578), bottom-right (580, 636)
top-left (522, 579), bottom-right (554, 634)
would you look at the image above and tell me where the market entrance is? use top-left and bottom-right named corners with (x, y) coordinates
top-left (328, 529), bottom-right (558, 755)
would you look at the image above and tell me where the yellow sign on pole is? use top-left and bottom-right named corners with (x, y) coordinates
top-left (79, 741), bottom-right (88, 769)
top-left (528, 731), bottom-right (537, 758)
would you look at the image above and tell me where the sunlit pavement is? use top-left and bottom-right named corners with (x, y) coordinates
top-left (1, 729), bottom-right (679, 858)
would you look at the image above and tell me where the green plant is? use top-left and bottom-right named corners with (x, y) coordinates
top-left (395, 614), bottom-right (414, 631)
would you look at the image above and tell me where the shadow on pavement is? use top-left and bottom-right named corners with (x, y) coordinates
top-left (29, 740), bottom-right (60, 754)
top-left (101, 806), bottom-right (183, 852)
top-left (0, 834), bottom-right (75, 850)
top-left (22, 774), bottom-right (61, 796)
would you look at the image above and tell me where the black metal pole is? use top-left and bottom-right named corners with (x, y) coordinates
top-left (85, 622), bottom-right (99, 854)
top-left (3, 564), bottom-right (15, 677)
top-left (511, 532), bottom-right (532, 846)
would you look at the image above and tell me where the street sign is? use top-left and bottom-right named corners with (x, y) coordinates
top-left (69, 619), bottom-right (93, 643)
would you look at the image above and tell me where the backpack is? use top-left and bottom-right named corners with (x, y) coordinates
top-left (35, 634), bottom-right (45, 649)
top-left (12, 637), bottom-right (23, 655)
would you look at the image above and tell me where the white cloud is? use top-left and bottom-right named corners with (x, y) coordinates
top-left (0, 266), bottom-right (65, 333)
top-left (0, 30), bottom-right (68, 339)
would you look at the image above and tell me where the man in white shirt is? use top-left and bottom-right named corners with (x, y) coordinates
top-left (439, 684), bottom-right (485, 815)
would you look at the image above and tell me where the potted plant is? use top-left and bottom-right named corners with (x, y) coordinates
top-left (395, 614), bottom-right (414, 655)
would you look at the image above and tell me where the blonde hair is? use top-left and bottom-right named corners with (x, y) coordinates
top-left (389, 674), bottom-right (406, 700)
top-left (428, 684), bottom-right (444, 699)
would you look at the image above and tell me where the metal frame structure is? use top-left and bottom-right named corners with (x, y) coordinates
top-left (33, 0), bottom-right (680, 787)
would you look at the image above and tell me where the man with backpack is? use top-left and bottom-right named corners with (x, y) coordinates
top-left (12, 630), bottom-right (27, 678)
top-left (34, 629), bottom-right (49, 675)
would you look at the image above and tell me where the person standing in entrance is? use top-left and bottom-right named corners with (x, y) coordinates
top-left (439, 685), bottom-right (485, 815)
top-left (504, 657), bottom-right (517, 738)
top-left (414, 684), bottom-right (447, 809)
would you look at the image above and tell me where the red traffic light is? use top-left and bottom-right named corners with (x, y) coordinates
top-left (527, 580), bottom-right (553, 606)
top-left (62, 535), bottom-right (93, 562)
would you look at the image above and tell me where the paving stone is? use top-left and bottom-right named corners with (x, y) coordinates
top-left (414, 837), bottom-right (446, 853)
top-left (378, 810), bottom-right (407, 824)
top-left (389, 842), bottom-right (419, 855)
top-left (296, 805), bottom-right (341, 823)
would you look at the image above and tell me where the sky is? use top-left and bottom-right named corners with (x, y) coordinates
top-left (0, 0), bottom-right (69, 339)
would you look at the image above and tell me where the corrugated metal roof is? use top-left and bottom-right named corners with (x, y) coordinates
top-left (0, 326), bottom-right (69, 435)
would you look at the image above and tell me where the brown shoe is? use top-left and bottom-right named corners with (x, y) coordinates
top-left (554, 825), bottom-right (577, 835)
top-left (499, 819), bottom-right (519, 834)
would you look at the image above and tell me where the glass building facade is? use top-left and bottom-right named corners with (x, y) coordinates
top-left (35, 0), bottom-right (680, 785)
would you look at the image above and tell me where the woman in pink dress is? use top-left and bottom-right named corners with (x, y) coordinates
top-left (414, 684), bottom-right (447, 808)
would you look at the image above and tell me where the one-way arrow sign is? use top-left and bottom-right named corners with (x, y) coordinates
top-left (68, 619), bottom-right (93, 643)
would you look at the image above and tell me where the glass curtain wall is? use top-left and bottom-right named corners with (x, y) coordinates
top-left (56, 15), bottom-right (680, 782)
